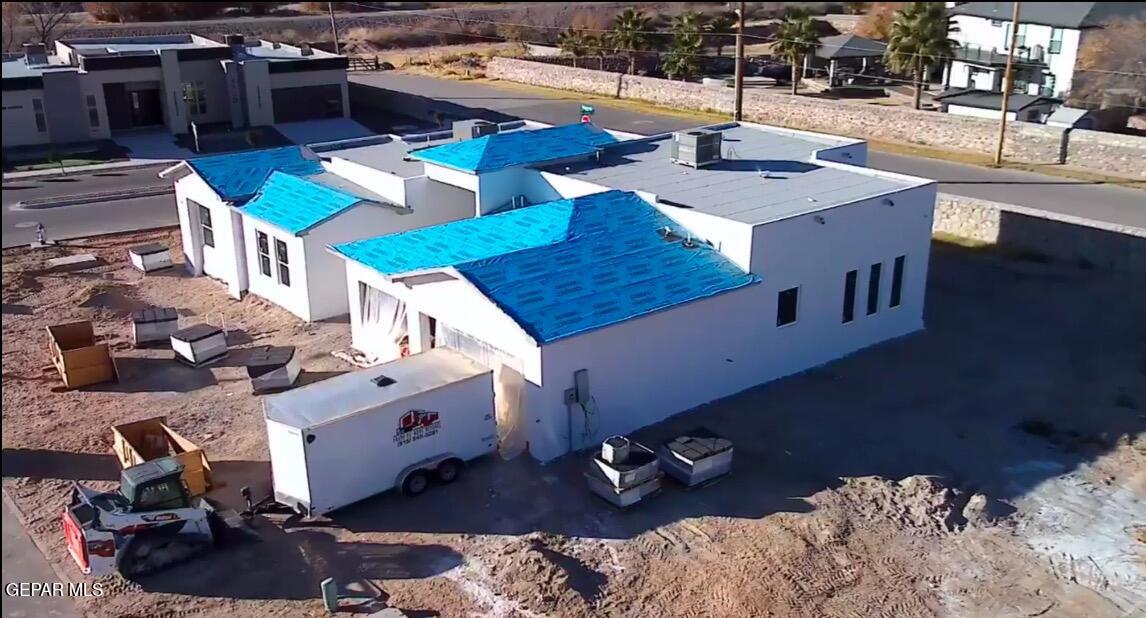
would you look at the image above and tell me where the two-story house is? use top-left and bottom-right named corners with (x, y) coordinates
top-left (944, 2), bottom-right (1146, 98)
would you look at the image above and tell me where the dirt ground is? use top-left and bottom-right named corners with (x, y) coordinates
top-left (3, 229), bottom-right (1144, 618)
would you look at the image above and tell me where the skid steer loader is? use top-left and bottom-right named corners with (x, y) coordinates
top-left (62, 457), bottom-right (228, 577)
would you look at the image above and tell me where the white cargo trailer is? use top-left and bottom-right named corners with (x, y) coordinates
top-left (263, 348), bottom-right (496, 516)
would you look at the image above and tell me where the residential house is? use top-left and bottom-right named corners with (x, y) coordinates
top-left (2, 33), bottom-right (348, 149)
top-left (332, 122), bottom-right (937, 462)
top-left (944, 2), bottom-right (1146, 98)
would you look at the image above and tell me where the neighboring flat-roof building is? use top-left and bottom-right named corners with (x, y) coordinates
top-left (934, 88), bottom-right (1061, 122)
top-left (2, 34), bottom-right (349, 149)
top-left (333, 121), bottom-right (937, 461)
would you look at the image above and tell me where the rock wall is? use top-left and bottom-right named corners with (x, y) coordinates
top-left (933, 193), bottom-right (1146, 273)
top-left (488, 58), bottom-right (1145, 177)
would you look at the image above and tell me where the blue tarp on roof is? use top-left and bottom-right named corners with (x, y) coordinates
top-left (187, 146), bottom-right (324, 201)
top-left (242, 171), bottom-right (362, 235)
top-left (333, 190), bottom-right (759, 343)
top-left (411, 123), bottom-right (619, 173)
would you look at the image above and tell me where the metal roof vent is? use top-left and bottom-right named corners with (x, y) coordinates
top-left (670, 130), bottom-right (722, 169)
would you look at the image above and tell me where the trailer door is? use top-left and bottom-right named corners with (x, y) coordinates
top-left (266, 419), bottom-right (311, 512)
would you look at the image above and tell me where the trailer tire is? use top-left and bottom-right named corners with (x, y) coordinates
top-left (402, 470), bottom-right (430, 496)
top-left (436, 459), bottom-right (463, 484)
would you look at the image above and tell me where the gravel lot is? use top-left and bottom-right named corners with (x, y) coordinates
top-left (3, 228), bottom-right (1143, 617)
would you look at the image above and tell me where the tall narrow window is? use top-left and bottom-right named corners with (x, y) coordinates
top-left (198, 204), bottom-right (215, 247)
top-left (842, 270), bottom-right (857, 323)
top-left (256, 231), bottom-right (271, 277)
top-left (275, 238), bottom-right (291, 287)
top-left (890, 256), bottom-right (906, 308)
top-left (182, 81), bottom-right (207, 115)
top-left (86, 95), bottom-right (99, 128)
top-left (1048, 28), bottom-right (1063, 54)
top-left (867, 263), bottom-right (882, 315)
top-left (776, 287), bottom-right (799, 327)
top-left (32, 98), bottom-right (46, 132)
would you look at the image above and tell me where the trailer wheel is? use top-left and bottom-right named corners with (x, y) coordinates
top-left (436, 459), bottom-right (463, 484)
top-left (402, 470), bottom-right (430, 496)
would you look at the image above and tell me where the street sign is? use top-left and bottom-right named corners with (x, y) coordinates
top-left (580, 104), bottom-right (595, 115)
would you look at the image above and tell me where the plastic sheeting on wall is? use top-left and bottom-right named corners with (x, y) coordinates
top-left (438, 324), bottom-right (527, 459)
top-left (359, 282), bottom-right (406, 362)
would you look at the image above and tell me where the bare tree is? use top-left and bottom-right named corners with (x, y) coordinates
top-left (2, 2), bottom-right (21, 52)
top-left (12, 2), bottom-right (77, 45)
top-left (1073, 19), bottom-right (1146, 106)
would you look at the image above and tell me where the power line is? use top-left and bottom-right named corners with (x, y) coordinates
top-left (337, 1), bottom-right (1146, 77)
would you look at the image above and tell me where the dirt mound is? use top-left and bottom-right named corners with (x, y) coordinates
top-left (819, 475), bottom-right (976, 534)
top-left (486, 533), bottom-right (604, 616)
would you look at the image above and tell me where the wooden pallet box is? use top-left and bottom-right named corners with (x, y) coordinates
top-left (46, 321), bottom-right (117, 389)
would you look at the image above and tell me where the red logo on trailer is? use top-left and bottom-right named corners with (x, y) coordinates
top-left (395, 410), bottom-right (441, 445)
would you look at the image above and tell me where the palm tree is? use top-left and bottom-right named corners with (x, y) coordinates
top-left (771, 7), bottom-right (820, 95)
top-left (664, 11), bottom-right (704, 80)
top-left (558, 27), bottom-right (588, 68)
top-left (583, 34), bottom-right (608, 71)
top-left (884, 2), bottom-right (959, 110)
top-left (706, 12), bottom-right (736, 56)
top-left (610, 8), bottom-right (652, 75)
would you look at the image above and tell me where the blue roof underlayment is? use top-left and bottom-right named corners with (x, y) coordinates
top-left (411, 123), bottom-right (619, 173)
top-left (187, 146), bottom-right (324, 201)
top-left (334, 190), bottom-right (759, 344)
top-left (242, 171), bottom-right (363, 235)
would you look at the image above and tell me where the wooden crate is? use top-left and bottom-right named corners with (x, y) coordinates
top-left (46, 321), bottom-right (116, 389)
top-left (111, 416), bottom-right (214, 496)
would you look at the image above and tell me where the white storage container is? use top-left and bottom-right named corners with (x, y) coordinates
top-left (586, 466), bottom-right (662, 508)
top-left (128, 243), bottom-right (173, 272)
top-left (170, 324), bottom-right (228, 367)
top-left (263, 348), bottom-right (497, 515)
top-left (591, 440), bottom-right (658, 489)
top-left (246, 346), bottom-right (301, 394)
top-left (131, 307), bottom-right (179, 346)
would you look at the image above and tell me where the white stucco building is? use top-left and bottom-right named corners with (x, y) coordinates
top-left (944, 2), bottom-right (1146, 98)
top-left (331, 122), bottom-right (938, 462)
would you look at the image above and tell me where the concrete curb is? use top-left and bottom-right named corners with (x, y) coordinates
top-left (2, 487), bottom-right (78, 587)
top-left (3, 160), bottom-right (172, 181)
top-left (17, 186), bottom-right (175, 210)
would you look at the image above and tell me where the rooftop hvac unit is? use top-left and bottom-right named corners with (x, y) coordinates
top-left (670, 130), bottom-right (723, 168)
top-left (452, 119), bottom-right (499, 141)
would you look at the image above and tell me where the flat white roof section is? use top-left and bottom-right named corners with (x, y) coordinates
top-left (264, 348), bottom-right (490, 429)
top-left (550, 124), bottom-right (920, 225)
top-left (321, 135), bottom-right (455, 178)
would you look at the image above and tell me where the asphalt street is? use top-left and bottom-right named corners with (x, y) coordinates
top-left (351, 73), bottom-right (1146, 228)
top-left (2, 500), bottom-right (79, 618)
top-left (2, 167), bottom-right (175, 248)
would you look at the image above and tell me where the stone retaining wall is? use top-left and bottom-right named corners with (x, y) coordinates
top-left (934, 193), bottom-right (1146, 273)
top-left (488, 58), bottom-right (1145, 178)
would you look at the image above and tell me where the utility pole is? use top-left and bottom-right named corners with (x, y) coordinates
top-left (993, 1), bottom-right (1022, 166)
top-left (733, 1), bottom-right (746, 121)
top-left (328, 2), bottom-right (341, 55)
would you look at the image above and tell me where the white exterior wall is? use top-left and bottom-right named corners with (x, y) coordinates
top-left (949, 15), bottom-right (1081, 97)
top-left (243, 218), bottom-right (311, 319)
top-left (174, 173), bottom-right (247, 298)
top-left (179, 59), bottom-right (231, 125)
top-left (528, 182), bottom-right (937, 461)
top-left (476, 167), bottom-right (563, 215)
top-left (2, 89), bottom-right (50, 147)
top-left (323, 157), bottom-right (407, 204)
top-left (945, 104), bottom-right (1018, 121)
top-left (268, 68), bottom-right (350, 118)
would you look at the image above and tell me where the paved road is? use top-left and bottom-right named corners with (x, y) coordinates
top-left (352, 73), bottom-right (1146, 229)
top-left (2, 500), bottom-right (79, 618)
top-left (2, 167), bottom-right (176, 248)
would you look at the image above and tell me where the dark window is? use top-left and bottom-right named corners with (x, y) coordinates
top-left (32, 98), bottom-right (46, 132)
top-left (256, 231), bottom-right (271, 277)
top-left (842, 270), bottom-right (857, 323)
top-left (867, 263), bottom-right (882, 315)
top-left (275, 238), bottom-right (290, 287)
top-left (198, 204), bottom-right (214, 247)
top-left (776, 287), bottom-right (799, 327)
top-left (86, 95), bottom-right (99, 128)
top-left (890, 256), bottom-right (905, 308)
top-left (134, 479), bottom-right (186, 511)
top-left (1049, 28), bottom-right (1063, 54)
